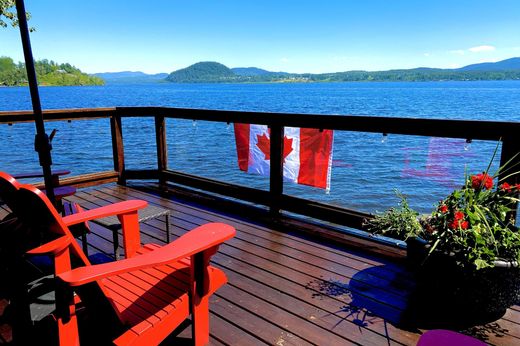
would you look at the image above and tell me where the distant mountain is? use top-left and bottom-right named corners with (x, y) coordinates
top-left (457, 57), bottom-right (520, 71)
top-left (232, 67), bottom-right (273, 76)
top-left (163, 58), bottom-right (520, 83)
top-left (94, 57), bottom-right (520, 85)
top-left (166, 62), bottom-right (235, 83)
top-left (93, 71), bottom-right (168, 84)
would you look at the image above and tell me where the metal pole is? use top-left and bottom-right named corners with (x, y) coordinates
top-left (15, 0), bottom-right (56, 205)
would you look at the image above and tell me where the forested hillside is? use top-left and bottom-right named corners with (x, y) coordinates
top-left (166, 62), bottom-right (236, 83)
top-left (0, 56), bottom-right (104, 86)
top-left (164, 58), bottom-right (520, 83)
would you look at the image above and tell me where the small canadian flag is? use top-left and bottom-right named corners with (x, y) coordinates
top-left (233, 123), bottom-right (334, 190)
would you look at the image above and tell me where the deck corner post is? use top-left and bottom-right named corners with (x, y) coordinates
top-left (270, 124), bottom-right (284, 216)
top-left (110, 114), bottom-right (126, 185)
top-left (155, 115), bottom-right (168, 187)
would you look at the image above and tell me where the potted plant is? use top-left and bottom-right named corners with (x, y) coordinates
top-left (416, 166), bottom-right (520, 322)
top-left (363, 190), bottom-right (424, 240)
top-left (363, 190), bottom-right (426, 265)
top-left (366, 152), bottom-right (520, 324)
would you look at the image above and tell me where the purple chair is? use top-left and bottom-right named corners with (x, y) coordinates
top-left (417, 330), bottom-right (487, 346)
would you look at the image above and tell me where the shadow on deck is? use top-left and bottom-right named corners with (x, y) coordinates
top-left (1, 182), bottom-right (519, 345)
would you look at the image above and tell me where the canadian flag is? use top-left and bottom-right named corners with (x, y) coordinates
top-left (233, 124), bottom-right (334, 190)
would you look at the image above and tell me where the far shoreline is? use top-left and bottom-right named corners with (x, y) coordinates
top-left (2, 79), bottom-right (520, 88)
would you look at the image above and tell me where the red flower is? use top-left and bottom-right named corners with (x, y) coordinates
top-left (450, 218), bottom-right (468, 230)
top-left (515, 184), bottom-right (520, 190)
top-left (500, 182), bottom-right (512, 192)
top-left (471, 173), bottom-right (493, 190)
top-left (454, 211), bottom-right (465, 221)
top-left (439, 205), bottom-right (448, 213)
top-left (450, 211), bottom-right (468, 230)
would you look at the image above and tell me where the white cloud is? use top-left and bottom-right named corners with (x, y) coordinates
top-left (423, 52), bottom-right (430, 57)
top-left (280, 57), bottom-right (290, 63)
top-left (468, 45), bottom-right (496, 53)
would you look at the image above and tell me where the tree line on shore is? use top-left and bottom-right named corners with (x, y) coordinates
top-left (164, 61), bottom-right (520, 84)
top-left (0, 56), bottom-right (104, 86)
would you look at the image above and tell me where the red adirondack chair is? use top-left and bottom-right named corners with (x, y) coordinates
top-left (0, 171), bottom-right (91, 254)
top-left (0, 171), bottom-right (21, 213)
top-left (8, 179), bottom-right (235, 345)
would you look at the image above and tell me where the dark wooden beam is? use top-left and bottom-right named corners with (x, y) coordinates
top-left (161, 170), bottom-right (272, 206)
top-left (0, 108), bottom-right (116, 124)
top-left (269, 125), bottom-right (284, 215)
top-left (110, 115), bottom-right (125, 185)
top-left (3, 107), bottom-right (519, 141)
top-left (35, 171), bottom-right (119, 189)
top-left (280, 194), bottom-right (372, 230)
top-left (116, 106), bottom-right (520, 141)
top-left (125, 169), bottom-right (159, 180)
top-left (155, 115), bottom-right (168, 185)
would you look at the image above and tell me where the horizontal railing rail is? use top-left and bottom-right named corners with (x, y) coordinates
top-left (0, 107), bottom-right (116, 124)
top-left (2, 106), bottom-right (519, 240)
top-left (117, 106), bottom-right (520, 140)
top-left (3, 106), bottom-right (519, 140)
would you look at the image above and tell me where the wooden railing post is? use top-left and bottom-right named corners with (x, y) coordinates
top-left (155, 115), bottom-right (168, 186)
top-left (499, 136), bottom-right (520, 220)
top-left (269, 125), bottom-right (284, 216)
top-left (110, 114), bottom-right (126, 185)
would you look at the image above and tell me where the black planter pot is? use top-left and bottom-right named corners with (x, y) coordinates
top-left (404, 239), bottom-right (520, 327)
top-left (405, 237), bottom-right (428, 269)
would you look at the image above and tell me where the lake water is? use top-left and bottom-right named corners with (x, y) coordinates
top-left (1, 81), bottom-right (520, 217)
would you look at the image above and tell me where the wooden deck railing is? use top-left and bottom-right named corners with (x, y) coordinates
top-left (1, 107), bottom-right (519, 236)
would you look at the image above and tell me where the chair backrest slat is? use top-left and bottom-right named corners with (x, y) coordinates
top-left (16, 185), bottom-right (91, 266)
top-left (0, 172), bottom-right (21, 213)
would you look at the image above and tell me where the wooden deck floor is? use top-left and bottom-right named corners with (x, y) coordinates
top-left (2, 182), bottom-right (520, 345)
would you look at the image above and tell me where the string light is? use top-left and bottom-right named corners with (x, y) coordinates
top-left (464, 138), bottom-right (472, 151)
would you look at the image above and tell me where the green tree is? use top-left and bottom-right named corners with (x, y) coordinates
top-left (0, 56), bottom-right (15, 71)
top-left (0, 56), bottom-right (104, 86)
top-left (0, 56), bottom-right (20, 86)
top-left (0, 0), bottom-right (33, 31)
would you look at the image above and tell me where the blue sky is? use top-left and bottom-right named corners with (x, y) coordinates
top-left (1, 0), bottom-right (519, 74)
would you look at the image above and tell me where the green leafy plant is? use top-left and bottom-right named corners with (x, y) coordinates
top-left (364, 190), bottom-right (424, 241)
top-left (424, 162), bottom-right (520, 270)
top-left (366, 147), bottom-right (520, 271)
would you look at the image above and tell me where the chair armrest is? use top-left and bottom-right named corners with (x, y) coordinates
top-left (26, 235), bottom-right (72, 256)
top-left (58, 223), bottom-right (236, 286)
top-left (62, 200), bottom-right (148, 226)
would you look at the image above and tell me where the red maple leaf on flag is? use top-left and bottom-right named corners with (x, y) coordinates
top-left (256, 132), bottom-right (293, 161)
